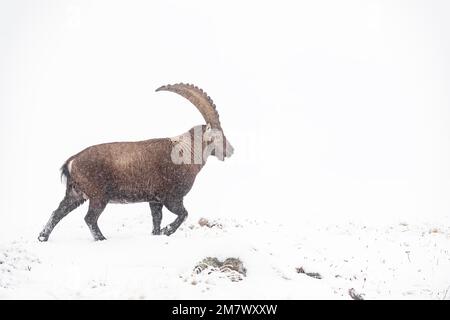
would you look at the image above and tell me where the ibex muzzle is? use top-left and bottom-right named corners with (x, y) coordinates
top-left (38, 83), bottom-right (234, 241)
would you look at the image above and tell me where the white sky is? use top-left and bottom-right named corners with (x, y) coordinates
top-left (1, 0), bottom-right (449, 238)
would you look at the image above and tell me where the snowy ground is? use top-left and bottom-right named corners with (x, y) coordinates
top-left (1, 209), bottom-right (449, 300)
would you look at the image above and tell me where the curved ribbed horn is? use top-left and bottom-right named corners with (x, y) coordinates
top-left (156, 83), bottom-right (222, 129)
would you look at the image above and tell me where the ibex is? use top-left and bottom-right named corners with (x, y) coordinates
top-left (38, 83), bottom-right (234, 241)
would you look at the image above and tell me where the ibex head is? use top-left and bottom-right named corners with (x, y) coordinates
top-left (156, 83), bottom-right (234, 162)
top-left (203, 123), bottom-right (234, 161)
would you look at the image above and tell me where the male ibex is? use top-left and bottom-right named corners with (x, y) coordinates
top-left (38, 83), bottom-right (234, 241)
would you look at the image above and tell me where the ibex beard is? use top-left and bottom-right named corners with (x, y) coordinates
top-left (38, 83), bottom-right (234, 242)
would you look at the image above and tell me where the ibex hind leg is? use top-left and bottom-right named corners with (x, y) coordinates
top-left (84, 198), bottom-right (108, 241)
top-left (38, 188), bottom-right (86, 242)
top-left (161, 199), bottom-right (188, 236)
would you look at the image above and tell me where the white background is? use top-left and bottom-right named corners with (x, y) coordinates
top-left (1, 0), bottom-right (449, 240)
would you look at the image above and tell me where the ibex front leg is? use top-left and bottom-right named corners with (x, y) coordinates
top-left (149, 202), bottom-right (163, 235)
top-left (161, 199), bottom-right (188, 236)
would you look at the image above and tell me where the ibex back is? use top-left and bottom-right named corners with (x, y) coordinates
top-left (38, 83), bottom-right (234, 241)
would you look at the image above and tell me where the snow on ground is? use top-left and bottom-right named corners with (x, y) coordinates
top-left (1, 209), bottom-right (449, 300)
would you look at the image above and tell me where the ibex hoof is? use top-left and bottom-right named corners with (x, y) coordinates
top-left (161, 226), bottom-right (174, 236)
top-left (38, 234), bottom-right (48, 242)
